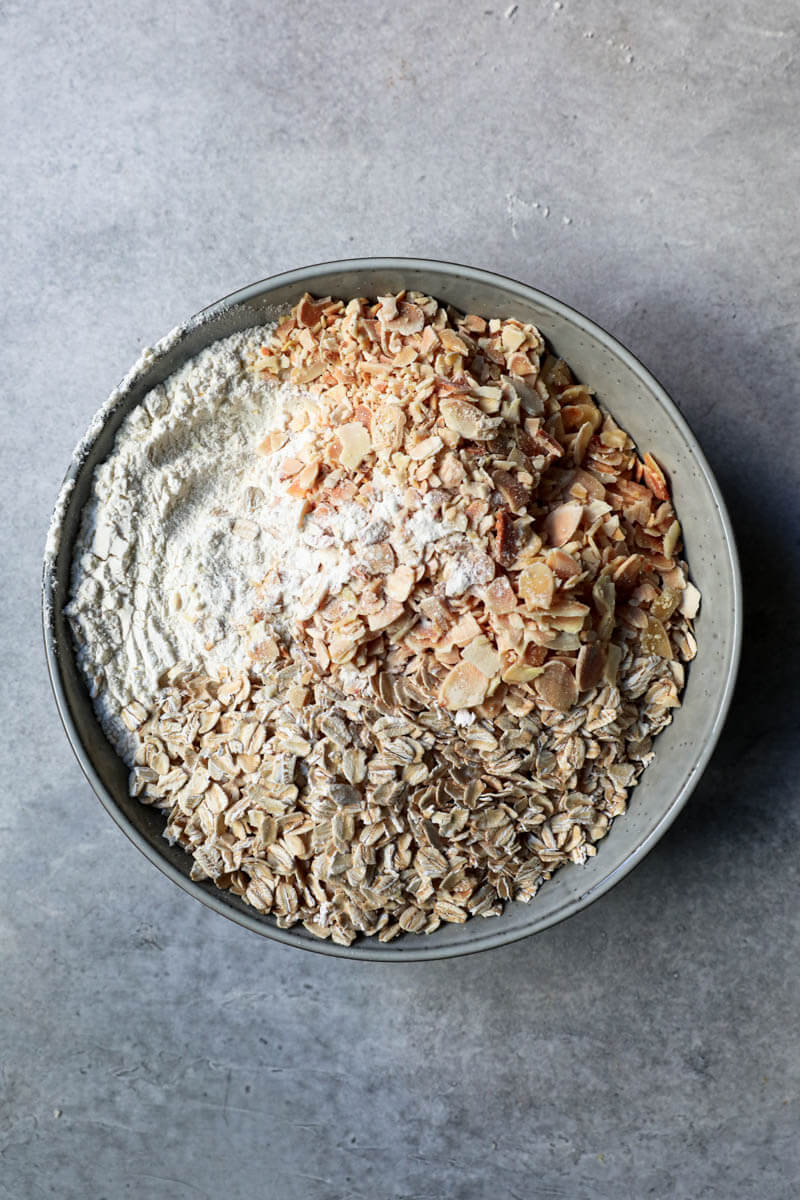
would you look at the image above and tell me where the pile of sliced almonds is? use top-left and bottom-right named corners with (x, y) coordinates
top-left (252, 291), bottom-right (699, 720)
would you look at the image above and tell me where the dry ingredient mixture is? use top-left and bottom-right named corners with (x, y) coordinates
top-left (68, 292), bottom-right (700, 945)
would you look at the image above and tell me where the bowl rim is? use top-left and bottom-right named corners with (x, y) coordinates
top-left (42, 256), bottom-right (743, 961)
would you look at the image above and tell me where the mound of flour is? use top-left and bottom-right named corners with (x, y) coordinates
top-left (67, 326), bottom-right (298, 759)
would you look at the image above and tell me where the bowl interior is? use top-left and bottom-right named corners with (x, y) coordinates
top-left (44, 260), bottom-right (741, 960)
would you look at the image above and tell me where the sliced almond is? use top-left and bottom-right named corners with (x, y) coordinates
top-left (286, 461), bottom-right (320, 497)
top-left (408, 435), bottom-right (443, 461)
top-left (641, 615), bottom-right (673, 659)
top-left (543, 502), bottom-right (583, 547)
top-left (367, 600), bottom-right (405, 632)
top-left (462, 636), bottom-right (502, 678)
top-left (575, 643), bottom-right (606, 691)
top-left (386, 565), bottom-right (415, 603)
top-left (440, 398), bottom-right (499, 441)
top-left (663, 519), bottom-right (681, 559)
top-left (547, 549), bottom-right (581, 580)
top-left (535, 661), bottom-right (578, 712)
top-left (337, 422), bottom-right (372, 471)
top-left (484, 575), bottom-right (517, 614)
top-left (501, 325), bottom-right (526, 353)
top-left (519, 562), bottom-right (555, 610)
top-left (493, 469), bottom-right (530, 514)
top-left (572, 421), bottom-right (594, 466)
top-left (679, 581), bottom-right (701, 620)
top-left (384, 301), bottom-right (424, 335)
top-left (439, 329), bottom-right (470, 356)
top-left (612, 553), bottom-right (642, 589)
top-left (643, 452), bottom-right (670, 501)
top-left (439, 660), bottom-right (489, 710)
top-left (393, 345), bottom-right (417, 368)
top-left (278, 457), bottom-right (304, 481)
top-left (296, 294), bottom-right (329, 327)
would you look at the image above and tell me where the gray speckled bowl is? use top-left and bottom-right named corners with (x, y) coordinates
top-left (43, 258), bottom-right (742, 960)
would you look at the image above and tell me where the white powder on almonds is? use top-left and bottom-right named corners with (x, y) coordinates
top-left (67, 325), bottom-right (470, 762)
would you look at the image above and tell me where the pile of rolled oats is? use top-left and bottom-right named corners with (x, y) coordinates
top-left (122, 291), bottom-right (700, 944)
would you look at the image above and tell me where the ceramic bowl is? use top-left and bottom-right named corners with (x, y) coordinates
top-left (43, 259), bottom-right (742, 960)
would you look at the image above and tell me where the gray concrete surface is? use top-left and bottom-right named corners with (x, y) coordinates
top-left (3, 0), bottom-right (799, 1196)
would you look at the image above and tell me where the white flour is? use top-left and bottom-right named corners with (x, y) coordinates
top-left (67, 326), bottom-right (470, 762)
top-left (67, 325), bottom-right (293, 756)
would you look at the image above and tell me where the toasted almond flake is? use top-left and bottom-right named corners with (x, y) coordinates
top-left (386, 565), bottom-right (415, 603)
top-left (663, 519), bottom-right (681, 559)
top-left (336, 422), bottom-right (372, 471)
top-left (296, 293), bottom-right (329, 327)
top-left (384, 301), bottom-right (424, 335)
top-left (293, 360), bottom-right (327, 384)
top-left (501, 325), bottom-right (526, 353)
top-left (392, 345), bottom-right (417, 368)
top-left (643, 452), bottom-right (670, 500)
top-left (544, 502), bottom-right (583, 547)
top-left (485, 575), bottom-right (517, 614)
top-left (408, 435), bottom-right (443, 461)
top-left (575, 643), bottom-right (606, 691)
top-left (440, 397), bottom-right (499, 441)
top-left (439, 661), bottom-right (489, 709)
top-left (462, 636), bottom-right (503, 677)
top-left (278, 457), bottom-right (305, 481)
top-left (439, 329), bottom-right (470, 355)
top-left (641, 615), bottom-right (673, 659)
top-left (535, 661), bottom-right (579, 712)
top-left (679, 581), bottom-right (701, 619)
top-left (547, 549), bottom-right (581, 581)
top-left (519, 562), bottom-right (555, 609)
top-left (286, 461), bottom-right (320, 498)
top-left (367, 600), bottom-right (405, 632)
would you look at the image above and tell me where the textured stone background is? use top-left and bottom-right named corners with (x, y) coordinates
top-left (3, 1), bottom-right (799, 1197)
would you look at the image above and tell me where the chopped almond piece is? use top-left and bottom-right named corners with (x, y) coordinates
top-left (287, 461), bottom-right (320, 497)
